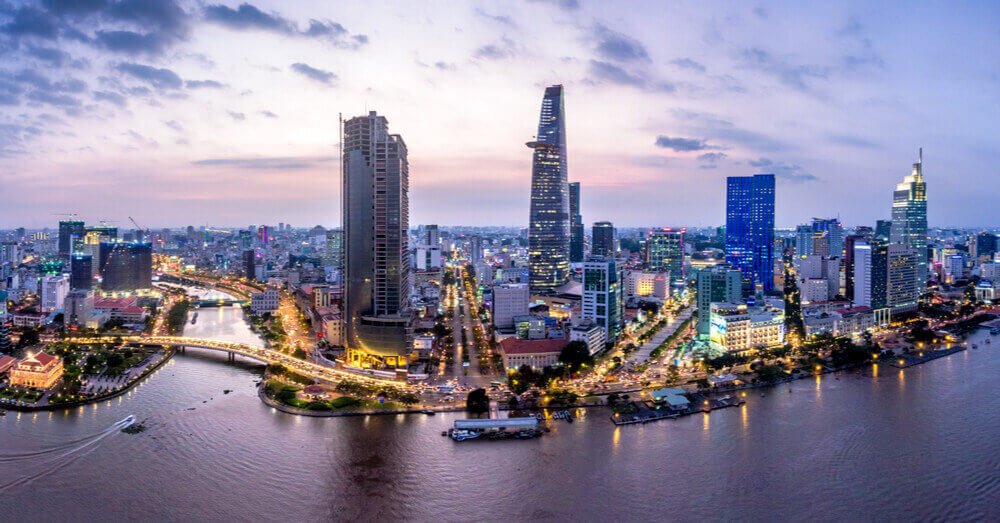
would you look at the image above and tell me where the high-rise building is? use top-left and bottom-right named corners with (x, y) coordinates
top-left (70, 253), bottom-right (93, 290)
top-left (855, 226), bottom-right (874, 240)
top-left (99, 242), bottom-right (152, 291)
top-left (875, 220), bottom-right (893, 241)
top-left (887, 243), bottom-right (918, 312)
top-left (582, 256), bottom-right (623, 344)
top-left (569, 182), bottom-right (584, 262)
top-left (695, 266), bottom-right (743, 338)
top-left (726, 174), bottom-right (775, 293)
top-left (424, 224), bottom-right (439, 246)
top-left (41, 275), bottom-right (69, 311)
top-left (646, 228), bottom-right (684, 280)
top-left (812, 218), bottom-right (843, 258)
top-left (58, 220), bottom-right (85, 256)
top-left (0, 291), bottom-right (11, 353)
top-left (324, 229), bottom-right (343, 268)
top-left (238, 229), bottom-right (252, 250)
top-left (843, 235), bottom-right (862, 300)
top-left (469, 235), bottom-right (483, 263)
top-left (975, 232), bottom-right (997, 260)
top-left (492, 283), bottom-right (530, 330)
top-left (890, 149), bottom-right (928, 294)
top-left (795, 224), bottom-right (813, 258)
top-left (527, 85), bottom-right (570, 295)
top-left (592, 221), bottom-right (614, 258)
top-left (342, 111), bottom-right (411, 373)
top-left (243, 249), bottom-right (256, 280)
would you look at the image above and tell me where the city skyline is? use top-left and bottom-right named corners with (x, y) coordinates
top-left (1, 1), bottom-right (998, 228)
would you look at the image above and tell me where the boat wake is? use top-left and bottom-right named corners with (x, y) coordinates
top-left (0, 416), bottom-right (135, 491)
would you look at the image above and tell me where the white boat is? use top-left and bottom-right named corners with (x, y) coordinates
top-left (120, 415), bottom-right (136, 427)
top-left (450, 429), bottom-right (481, 442)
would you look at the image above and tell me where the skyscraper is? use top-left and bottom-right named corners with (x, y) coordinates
top-left (99, 242), bottom-right (152, 291)
top-left (812, 218), bottom-right (843, 258)
top-left (843, 235), bottom-right (862, 300)
top-left (646, 228), bottom-right (684, 280)
top-left (58, 220), bottom-right (85, 257)
top-left (527, 85), bottom-right (570, 295)
top-left (592, 221), bottom-right (614, 258)
top-left (890, 149), bottom-right (927, 294)
top-left (569, 182), bottom-right (584, 263)
top-left (582, 256), bottom-right (622, 344)
top-left (726, 174), bottom-right (775, 293)
top-left (424, 224), bottom-right (439, 246)
top-left (887, 243), bottom-right (918, 312)
top-left (324, 229), bottom-right (343, 268)
top-left (70, 253), bottom-right (93, 290)
top-left (342, 111), bottom-right (411, 374)
top-left (875, 220), bottom-right (892, 241)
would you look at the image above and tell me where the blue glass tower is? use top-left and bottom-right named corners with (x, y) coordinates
top-left (726, 174), bottom-right (775, 293)
top-left (527, 85), bottom-right (570, 294)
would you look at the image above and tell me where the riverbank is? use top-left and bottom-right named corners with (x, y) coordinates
top-left (257, 384), bottom-right (465, 417)
top-left (1, 347), bottom-right (176, 412)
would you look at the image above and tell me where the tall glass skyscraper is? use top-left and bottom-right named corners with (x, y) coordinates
top-left (592, 221), bottom-right (614, 258)
top-left (342, 111), bottom-right (411, 374)
top-left (726, 174), bottom-right (775, 293)
top-left (569, 182), bottom-right (584, 262)
top-left (890, 149), bottom-right (927, 293)
top-left (527, 85), bottom-right (570, 295)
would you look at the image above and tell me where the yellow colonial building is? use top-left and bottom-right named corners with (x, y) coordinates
top-left (9, 351), bottom-right (64, 389)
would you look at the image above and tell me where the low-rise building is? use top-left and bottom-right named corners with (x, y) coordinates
top-left (499, 338), bottom-right (565, 372)
top-left (569, 322), bottom-right (606, 356)
top-left (9, 351), bottom-right (63, 389)
top-left (709, 302), bottom-right (785, 354)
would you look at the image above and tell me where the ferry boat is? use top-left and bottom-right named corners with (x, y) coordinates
top-left (120, 415), bottom-right (136, 426)
top-left (990, 328), bottom-right (1000, 336)
top-left (450, 430), bottom-right (480, 442)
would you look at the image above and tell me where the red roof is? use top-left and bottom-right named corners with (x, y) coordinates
top-left (95, 296), bottom-right (138, 309)
top-left (19, 351), bottom-right (58, 368)
top-left (0, 355), bottom-right (15, 373)
top-left (834, 306), bottom-right (872, 315)
top-left (500, 338), bottom-right (566, 355)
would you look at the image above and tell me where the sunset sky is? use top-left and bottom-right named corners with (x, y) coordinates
top-left (1, 1), bottom-right (997, 229)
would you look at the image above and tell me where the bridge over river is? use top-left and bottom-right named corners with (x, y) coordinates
top-left (64, 336), bottom-right (411, 387)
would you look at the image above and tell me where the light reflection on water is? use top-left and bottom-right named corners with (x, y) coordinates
top-left (0, 309), bottom-right (997, 521)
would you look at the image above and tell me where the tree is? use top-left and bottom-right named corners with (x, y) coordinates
top-left (17, 327), bottom-right (39, 348)
top-left (292, 349), bottom-right (308, 360)
top-left (466, 388), bottom-right (490, 413)
top-left (754, 364), bottom-right (788, 383)
top-left (106, 353), bottom-right (125, 369)
top-left (782, 254), bottom-right (806, 346)
top-left (558, 340), bottom-right (593, 374)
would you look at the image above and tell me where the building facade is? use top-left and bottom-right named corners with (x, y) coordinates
top-left (695, 266), bottom-right (742, 338)
top-left (569, 182), bottom-right (584, 263)
top-left (726, 174), bottom-right (775, 293)
top-left (581, 256), bottom-right (623, 343)
top-left (592, 221), bottom-right (614, 258)
top-left (890, 150), bottom-right (928, 295)
top-left (646, 228), bottom-right (684, 280)
top-left (342, 111), bottom-right (412, 372)
top-left (527, 85), bottom-right (570, 295)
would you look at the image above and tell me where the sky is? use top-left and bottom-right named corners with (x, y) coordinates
top-left (0, 0), bottom-right (998, 230)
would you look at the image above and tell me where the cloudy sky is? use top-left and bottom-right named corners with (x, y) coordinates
top-left (0, 0), bottom-right (997, 229)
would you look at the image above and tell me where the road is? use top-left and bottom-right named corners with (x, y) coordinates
top-left (629, 305), bottom-right (694, 363)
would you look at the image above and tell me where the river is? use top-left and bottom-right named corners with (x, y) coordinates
top-left (2, 291), bottom-right (999, 521)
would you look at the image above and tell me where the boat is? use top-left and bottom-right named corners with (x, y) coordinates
top-left (421, 410), bottom-right (436, 415)
top-left (120, 415), bottom-right (136, 426)
top-left (0, 410), bottom-right (6, 416)
top-left (990, 328), bottom-right (1000, 335)
top-left (450, 429), bottom-right (481, 442)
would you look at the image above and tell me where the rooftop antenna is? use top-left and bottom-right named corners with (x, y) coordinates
top-left (919, 147), bottom-right (922, 164)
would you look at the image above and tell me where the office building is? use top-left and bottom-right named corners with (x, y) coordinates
top-left (527, 85), bottom-right (570, 295)
top-left (99, 242), bottom-right (152, 291)
top-left (342, 111), bottom-right (412, 373)
top-left (890, 149), bottom-right (928, 294)
top-left (569, 182), bottom-right (584, 262)
top-left (853, 240), bottom-right (889, 310)
top-left (41, 275), bottom-right (69, 311)
top-left (58, 220), bottom-right (85, 256)
top-left (70, 253), bottom-right (93, 290)
top-left (795, 224), bottom-right (813, 258)
top-left (592, 221), bottom-right (614, 258)
top-left (875, 220), bottom-right (892, 241)
top-left (243, 249), bottom-right (256, 280)
top-left (492, 283), bottom-right (530, 330)
top-left (887, 243), bottom-right (918, 312)
top-left (469, 236), bottom-right (483, 263)
top-left (843, 235), bottom-right (862, 300)
top-left (726, 174), bottom-right (775, 293)
top-left (325, 229), bottom-right (343, 268)
top-left (414, 246), bottom-right (443, 270)
top-left (64, 290), bottom-right (94, 327)
top-left (646, 228), bottom-right (684, 279)
top-left (423, 224), bottom-right (439, 246)
top-left (812, 218), bottom-right (843, 258)
top-left (581, 256), bottom-right (623, 343)
top-left (976, 233), bottom-right (997, 260)
top-left (570, 322), bottom-right (606, 356)
top-left (695, 266), bottom-right (743, 338)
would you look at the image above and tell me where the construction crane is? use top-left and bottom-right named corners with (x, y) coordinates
top-left (129, 216), bottom-right (147, 232)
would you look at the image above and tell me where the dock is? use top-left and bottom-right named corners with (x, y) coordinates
top-left (611, 394), bottom-right (745, 425)
top-left (883, 346), bottom-right (966, 368)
